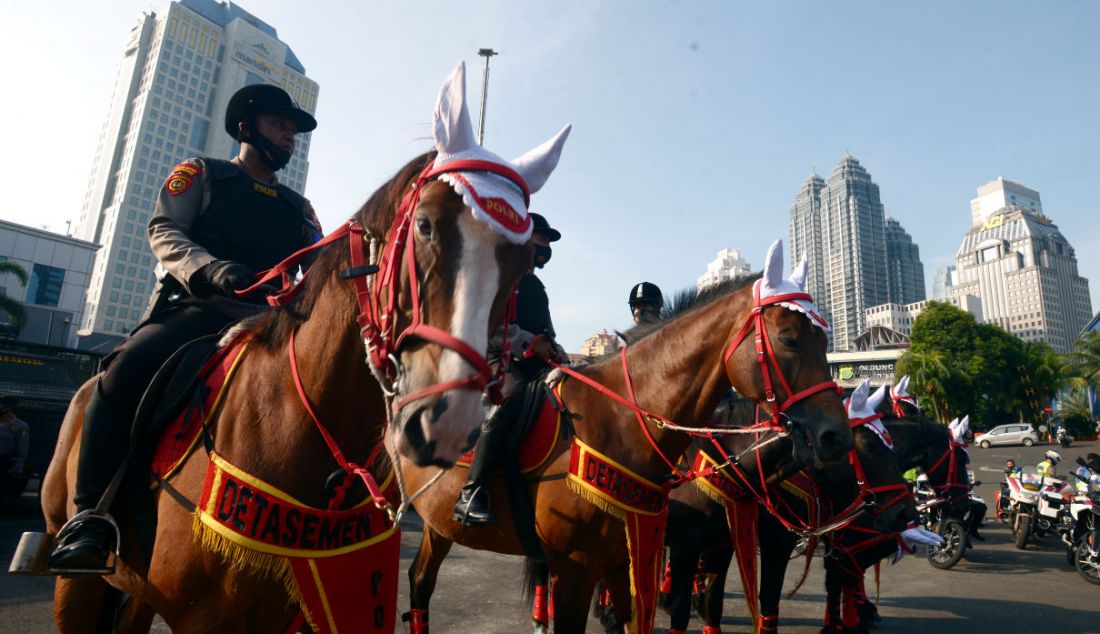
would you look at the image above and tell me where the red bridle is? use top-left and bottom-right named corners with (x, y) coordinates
top-left (924, 438), bottom-right (970, 504)
top-left (547, 276), bottom-right (841, 489)
top-left (244, 158), bottom-right (528, 413)
top-left (723, 280), bottom-right (841, 427)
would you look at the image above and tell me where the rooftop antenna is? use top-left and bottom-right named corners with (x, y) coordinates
top-left (476, 48), bottom-right (498, 146)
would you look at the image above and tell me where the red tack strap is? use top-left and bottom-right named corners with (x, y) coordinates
top-left (288, 328), bottom-right (389, 510)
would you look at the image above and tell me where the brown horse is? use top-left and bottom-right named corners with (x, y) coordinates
top-left (402, 243), bottom-right (854, 633)
top-left (39, 62), bottom-right (572, 632)
top-left (664, 391), bottom-right (964, 634)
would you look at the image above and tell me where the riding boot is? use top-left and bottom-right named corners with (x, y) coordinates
top-left (48, 382), bottom-right (130, 574)
top-left (452, 417), bottom-right (504, 526)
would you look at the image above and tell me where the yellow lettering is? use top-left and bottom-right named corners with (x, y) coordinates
top-left (253, 183), bottom-right (278, 198)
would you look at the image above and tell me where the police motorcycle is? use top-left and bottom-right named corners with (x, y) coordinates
top-left (914, 473), bottom-right (975, 569)
top-left (1005, 466), bottom-right (1071, 550)
top-left (1059, 460), bottom-right (1100, 584)
top-left (1057, 427), bottom-right (1074, 448)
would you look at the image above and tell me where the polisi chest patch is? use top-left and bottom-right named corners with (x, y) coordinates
top-left (165, 162), bottom-right (202, 196)
top-left (253, 182), bottom-right (279, 198)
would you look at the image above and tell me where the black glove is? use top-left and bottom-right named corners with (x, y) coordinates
top-left (1077, 456), bottom-right (1087, 468)
top-left (200, 260), bottom-right (255, 298)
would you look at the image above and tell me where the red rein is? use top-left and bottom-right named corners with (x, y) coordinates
top-left (241, 158), bottom-right (529, 413)
top-left (549, 279), bottom-right (841, 490)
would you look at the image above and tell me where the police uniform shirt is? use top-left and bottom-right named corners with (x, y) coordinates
top-left (148, 157), bottom-right (321, 297)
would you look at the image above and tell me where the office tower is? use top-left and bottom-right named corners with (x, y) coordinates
top-left (75, 0), bottom-right (318, 347)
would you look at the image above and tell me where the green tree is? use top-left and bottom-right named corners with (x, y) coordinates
top-left (896, 348), bottom-right (950, 422)
top-left (905, 301), bottom-right (1040, 431)
top-left (0, 261), bottom-right (28, 331)
top-left (1070, 331), bottom-right (1100, 389)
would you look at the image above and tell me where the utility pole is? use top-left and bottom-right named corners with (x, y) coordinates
top-left (476, 48), bottom-right (498, 146)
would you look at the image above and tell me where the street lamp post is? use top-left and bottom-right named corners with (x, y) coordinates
top-left (476, 48), bottom-right (498, 146)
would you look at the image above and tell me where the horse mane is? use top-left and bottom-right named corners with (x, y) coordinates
top-left (622, 273), bottom-right (762, 345)
top-left (246, 151), bottom-right (437, 351)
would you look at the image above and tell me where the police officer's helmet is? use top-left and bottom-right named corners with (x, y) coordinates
top-left (224, 84), bottom-right (317, 139)
top-left (628, 282), bottom-right (663, 308)
top-left (1045, 450), bottom-right (1062, 463)
top-left (529, 213), bottom-right (561, 242)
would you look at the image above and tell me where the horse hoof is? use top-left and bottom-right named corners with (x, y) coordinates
top-left (533, 623), bottom-right (549, 634)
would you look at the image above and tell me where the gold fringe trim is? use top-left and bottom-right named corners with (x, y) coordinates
top-left (692, 477), bottom-right (733, 507)
top-left (566, 476), bottom-right (628, 523)
top-left (191, 510), bottom-right (302, 609)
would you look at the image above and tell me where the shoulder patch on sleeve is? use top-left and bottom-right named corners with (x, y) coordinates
top-left (164, 161), bottom-right (203, 196)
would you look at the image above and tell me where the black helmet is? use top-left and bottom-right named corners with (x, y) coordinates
top-left (529, 213), bottom-right (561, 242)
top-left (628, 282), bottom-right (663, 308)
top-left (224, 84), bottom-right (317, 139)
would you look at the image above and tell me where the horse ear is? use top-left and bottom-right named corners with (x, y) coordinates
top-left (957, 415), bottom-right (970, 440)
top-left (511, 125), bottom-right (572, 194)
top-left (868, 384), bottom-right (887, 410)
top-left (763, 239), bottom-right (784, 290)
top-left (433, 62), bottom-right (477, 156)
top-left (847, 379), bottom-right (870, 417)
top-left (899, 375), bottom-right (910, 393)
top-left (789, 253), bottom-right (808, 290)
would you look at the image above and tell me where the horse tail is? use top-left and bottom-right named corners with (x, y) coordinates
top-left (786, 535), bottom-right (818, 599)
top-left (521, 557), bottom-right (548, 606)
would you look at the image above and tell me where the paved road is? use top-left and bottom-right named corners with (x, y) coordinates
top-left (3, 440), bottom-right (1098, 632)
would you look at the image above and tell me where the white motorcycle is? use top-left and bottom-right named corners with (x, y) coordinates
top-left (1005, 467), bottom-right (1071, 550)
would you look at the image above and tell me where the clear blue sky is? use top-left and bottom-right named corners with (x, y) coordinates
top-left (3, 1), bottom-right (1098, 350)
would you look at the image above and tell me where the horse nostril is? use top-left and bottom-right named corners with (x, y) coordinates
top-left (428, 396), bottom-right (449, 424)
top-left (818, 429), bottom-right (853, 455)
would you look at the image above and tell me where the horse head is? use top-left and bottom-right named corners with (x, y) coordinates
top-left (368, 62), bottom-right (571, 467)
top-left (880, 408), bottom-right (972, 519)
top-left (723, 240), bottom-right (852, 468)
top-left (842, 381), bottom-right (916, 534)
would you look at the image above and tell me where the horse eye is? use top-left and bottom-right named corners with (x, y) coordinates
top-left (416, 218), bottom-right (432, 238)
top-left (779, 336), bottom-right (799, 351)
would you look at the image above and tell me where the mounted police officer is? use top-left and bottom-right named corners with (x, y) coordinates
top-left (453, 213), bottom-right (565, 527)
top-left (49, 84), bottom-right (321, 574)
top-left (628, 281), bottom-right (663, 325)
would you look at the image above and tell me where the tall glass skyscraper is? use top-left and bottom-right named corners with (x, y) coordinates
top-left (884, 216), bottom-right (926, 305)
top-left (74, 0), bottom-right (318, 348)
top-left (789, 173), bottom-right (828, 313)
top-left (790, 155), bottom-right (893, 351)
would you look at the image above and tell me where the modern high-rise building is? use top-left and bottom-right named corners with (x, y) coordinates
top-left (788, 173), bottom-right (828, 307)
top-left (884, 216), bottom-right (925, 305)
top-left (75, 0), bottom-right (318, 348)
top-left (931, 264), bottom-right (955, 300)
top-left (790, 155), bottom-right (892, 352)
top-left (697, 248), bottom-right (753, 290)
top-left (951, 177), bottom-right (1092, 353)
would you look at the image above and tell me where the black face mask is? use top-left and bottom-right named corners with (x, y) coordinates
top-left (534, 245), bottom-right (552, 268)
top-left (244, 130), bottom-right (291, 171)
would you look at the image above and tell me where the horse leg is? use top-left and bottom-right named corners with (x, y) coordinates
top-left (758, 511), bottom-right (793, 633)
top-left (115, 597), bottom-right (156, 634)
top-left (406, 523), bottom-right (453, 634)
top-left (598, 565), bottom-right (632, 634)
top-left (821, 568), bottom-right (843, 634)
top-left (699, 543), bottom-right (733, 634)
top-left (549, 562), bottom-right (598, 634)
top-left (54, 576), bottom-right (112, 634)
top-left (854, 571), bottom-right (879, 625)
top-left (665, 538), bottom-right (701, 633)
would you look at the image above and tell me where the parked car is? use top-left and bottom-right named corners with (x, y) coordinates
top-left (974, 424), bottom-right (1039, 448)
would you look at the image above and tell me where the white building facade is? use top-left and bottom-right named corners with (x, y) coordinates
top-left (864, 296), bottom-right (983, 338)
top-left (951, 178), bottom-right (1091, 353)
top-left (75, 0), bottom-right (318, 347)
top-left (0, 220), bottom-right (99, 348)
top-left (698, 248), bottom-right (753, 290)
